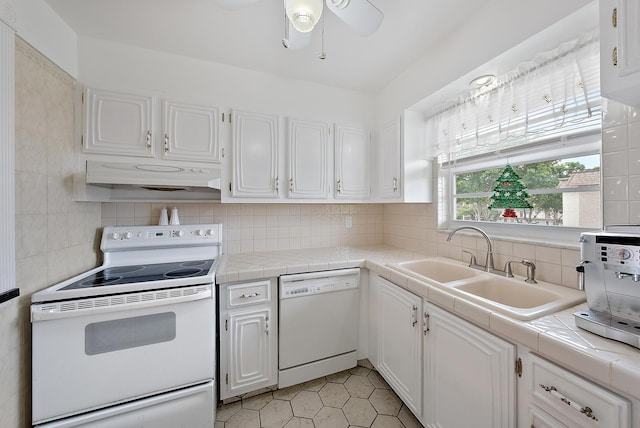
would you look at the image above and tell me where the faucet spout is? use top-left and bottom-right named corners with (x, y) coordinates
top-left (447, 226), bottom-right (494, 272)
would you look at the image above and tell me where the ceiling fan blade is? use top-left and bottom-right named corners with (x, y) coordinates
top-left (282, 20), bottom-right (312, 50)
top-left (214, 0), bottom-right (260, 11)
top-left (325, 0), bottom-right (383, 36)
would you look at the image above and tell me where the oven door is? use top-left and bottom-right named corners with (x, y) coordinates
top-left (31, 285), bottom-right (215, 425)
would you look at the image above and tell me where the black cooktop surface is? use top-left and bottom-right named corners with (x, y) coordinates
top-left (61, 259), bottom-right (215, 290)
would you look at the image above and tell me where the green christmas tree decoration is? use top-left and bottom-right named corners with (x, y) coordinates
top-left (488, 164), bottom-right (532, 218)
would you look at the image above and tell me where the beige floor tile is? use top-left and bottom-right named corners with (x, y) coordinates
top-left (326, 369), bottom-right (351, 383)
top-left (350, 366), bottom-right (372, 376)
top-left (369, 389), bottom-right (402, 416)
top-left (371, 414), bottom-right (405, 428)
top-left (259, 399), bottom-right (293, 428)
top-left (273, 384), bottom-right (302, 401)
top-left (290, 390), bottom-right (323, 418)
top-left (242, 391), bottom-right (273, 410)
top-left (367, 370), bottom-right (390, 389)
top-left (283, 416), bottom-right (315, 428)
top-left (313, 406), bottom-right (349, 428)
top-left (225, 408), bottom-right (260, 428)
top-left (216, 400), bottom-right (241, 422)
top-left (344, 375), bottom-right (375, 398)
top-left (318, 382), bottom-right (350, 408)
top-left (398, 404), bottom-right (422, 428)
top-left (342, 397), bottom-right (377, 427)
top-left (300, 376), bottom-right (327, 391)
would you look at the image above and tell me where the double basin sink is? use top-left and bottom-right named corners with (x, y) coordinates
top-left (388, 258), bottom-right (585, 321)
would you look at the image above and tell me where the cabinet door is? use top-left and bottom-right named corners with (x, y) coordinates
top-left (231, 110), bottom-right (279, 198)
top-left (376, 277), bottom-right (422, 418)
top-left (221, 307), bottom-right (276, 399)
top-left (379, 118), bottom-right (401, 200)
top-left (162, 100), bottom-right (220, 162)
top-left (334, 123), bottom-right (370, 199)
top-left (84, 88), bottom-right (154, 157)
top-left (600, 0), bottom-right (640, 106)
top-left (287, 118), bottom-right (330, 199)
top-left (423, 303), bottom-right (515, 428)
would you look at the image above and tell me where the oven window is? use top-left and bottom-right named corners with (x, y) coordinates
top-left (85, 312), bottom-right (176, 355)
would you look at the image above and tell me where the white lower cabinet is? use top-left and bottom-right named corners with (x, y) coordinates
top-left (218, 279), bottom-right (277, 400)
top-left (526, 353), bottom-right (631, 428)
top-left (422, 302), bottom-right (515, 428)
top-left (375, 276), bottom-right (423, 419)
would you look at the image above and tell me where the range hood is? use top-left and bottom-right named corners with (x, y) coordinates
top-left (82, 160), bottom-right (221, 202)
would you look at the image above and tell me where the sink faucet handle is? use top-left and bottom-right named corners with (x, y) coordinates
top-left (462, 250), bottom-right (477, 267)
top-left (504, 260), bottom-right (517, 278)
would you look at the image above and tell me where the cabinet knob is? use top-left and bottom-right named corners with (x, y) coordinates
top-left (164, 133), bottom-right (169, 153)
top-left (613, 47), bottom-right (618, 67)
top-left (146, 130), bottom-right (152, 149)
top-left (612, 7), bottom-right (617, 28)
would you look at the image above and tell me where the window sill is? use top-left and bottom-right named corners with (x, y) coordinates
top-left (444, 220), bottom-right (592, 250)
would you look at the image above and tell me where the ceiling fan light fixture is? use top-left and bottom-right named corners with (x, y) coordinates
top-left (285, 0), bottom-right (323, 33)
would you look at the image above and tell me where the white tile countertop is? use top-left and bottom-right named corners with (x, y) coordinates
top-left (216, 245), bottom-right (640, 402)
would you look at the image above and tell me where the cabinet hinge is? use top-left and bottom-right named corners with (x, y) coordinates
top-left (225, 373), bottom-right (229, 385)
top-left (225, 319), bottom-right (228, 331)
top-left (423, 312), bottom-right (430, 335)
top-left (229, 181), bottom-right (232, 192)
top-left (221, 147), bottom-right (225, 158)
top-left (81, 135), bottom-right (83, 146)
top-left (229, 112), bottom-right (232, 123)
top-left (81, 91), bottom-right (84, 103)
top-left (222, 112), bottom-right (225, 122)
top-left (515, 357), bottom-right (522, 378)
top-left (612, 7), bottom-right (617, 28)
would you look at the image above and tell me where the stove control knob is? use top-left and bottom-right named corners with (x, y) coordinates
top-left (207, 229), bottom-right (216, 236)
top-left (196, 229), bottom-right (205, 236)
top-left (110, 232), bottom-right (120, 240)
top-left (613, 247), bottom-right (632, 260)
top-left (176, 230), bottom-right (185, 237)
top-left (123, 232), bottom-right (133, 240)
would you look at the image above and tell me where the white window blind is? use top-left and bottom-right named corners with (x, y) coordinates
top-left (427, 34), bottom-right (600, 165)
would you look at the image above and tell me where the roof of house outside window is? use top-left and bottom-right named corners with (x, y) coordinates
top-left (557, 170), bottom-right (600, 188)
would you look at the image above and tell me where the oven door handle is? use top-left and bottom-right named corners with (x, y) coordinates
top-left (31, 285), bottom-right (213, 322)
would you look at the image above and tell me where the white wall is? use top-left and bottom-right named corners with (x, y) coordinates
top-left (3, 0), bottom-right (77, 76)
top-left (375, 0), bottom-right (595, 122)
top-left (78, 37), bottom-right (375, 126)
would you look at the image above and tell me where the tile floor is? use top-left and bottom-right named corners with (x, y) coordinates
top-left (215, 362), bottom-right (423, 428)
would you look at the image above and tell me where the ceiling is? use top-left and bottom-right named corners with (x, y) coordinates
top-left (44, 0), bottom-right (493, 93)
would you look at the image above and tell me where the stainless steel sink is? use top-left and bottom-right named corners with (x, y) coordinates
top-left (387, 258), bottom-right (585, 320)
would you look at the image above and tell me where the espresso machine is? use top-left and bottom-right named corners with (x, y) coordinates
top-left (575, 225), bottom-right (640, 349)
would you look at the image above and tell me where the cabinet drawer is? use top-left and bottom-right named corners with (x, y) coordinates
top-left (528, 404), bottom-right (567, 428)
top-left (529, 354), bottom-right (630, 428)
top-left (226, 280), bottom-right (271, 308)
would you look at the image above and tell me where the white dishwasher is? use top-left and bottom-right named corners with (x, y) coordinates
top-left (278, 268), bottom-right (360, 388)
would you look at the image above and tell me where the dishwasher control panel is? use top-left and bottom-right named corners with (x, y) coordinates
top-left (279, 269), bottom-right (359, 299)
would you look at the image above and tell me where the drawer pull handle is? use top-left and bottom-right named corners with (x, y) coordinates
top-left (539, 384), bottom-right (598, 421)
top-left (240, 293), bottom-right (260, 298)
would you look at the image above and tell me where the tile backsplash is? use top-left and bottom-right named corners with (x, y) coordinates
top-left (602, 99), bottom-right (640, 224)
top-left (101, 203), bottom-right (384, 254)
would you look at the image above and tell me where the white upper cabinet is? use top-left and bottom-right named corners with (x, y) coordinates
top-left (600, 0), bottom-right (640, 107)
top-left (161, 100), bottom-right (221, 162)
top-left (230, 109), bottom-right (280, 198)
top-left (83, 88), bottom-right (221, 162)
top-left (287, 118), bottom-right (330, 199)
top-left (334, 123), bottom-right (371, 200)
top-left (377, 111), bottom-right (432, 203)
top-left (84, 88), bottom-right (155, 157)
top-left (379, 117), bottom-right (402, 200)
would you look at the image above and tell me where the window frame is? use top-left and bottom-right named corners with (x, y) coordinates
top-left (445, 133), bottom-right (602, 245)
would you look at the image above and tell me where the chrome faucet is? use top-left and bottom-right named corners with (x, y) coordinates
top-left (447, 226), bottom-right (495, 272)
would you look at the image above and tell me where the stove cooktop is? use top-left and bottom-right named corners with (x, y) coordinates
top-left (61, 259), bottom-right (215, 290)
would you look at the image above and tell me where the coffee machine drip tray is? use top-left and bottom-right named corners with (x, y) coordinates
top-left (574, 309), bottom-right (640, 349)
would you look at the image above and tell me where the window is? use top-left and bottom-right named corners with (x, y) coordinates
top-left (452, 149), bottom-right (600, 229)
top-left (426, 35), bottom-right (601, 242)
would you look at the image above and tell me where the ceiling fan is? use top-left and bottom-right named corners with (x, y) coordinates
top-left (215, 0), bottom-right (383, 53)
